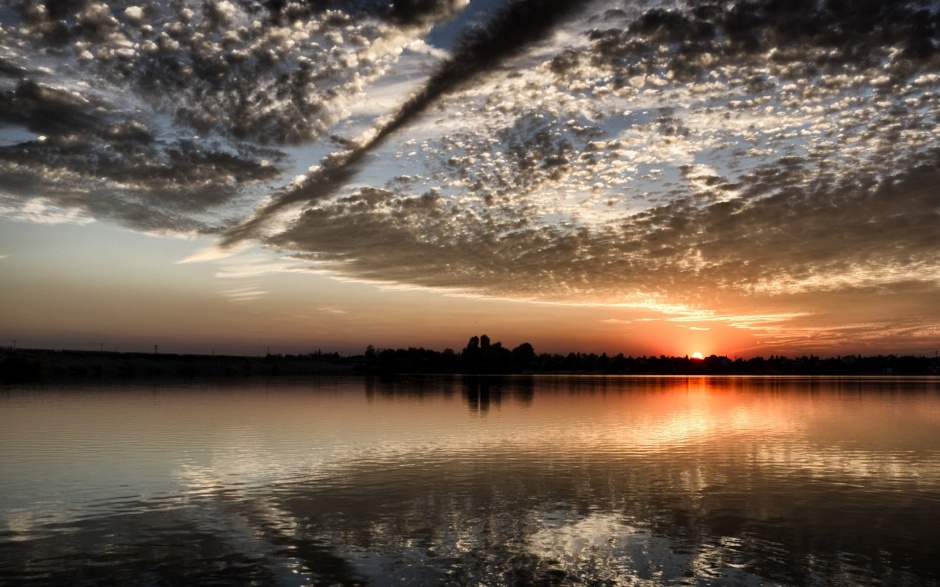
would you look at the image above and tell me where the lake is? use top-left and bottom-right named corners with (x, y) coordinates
top-left (2, 375), bottom-right (939, 586)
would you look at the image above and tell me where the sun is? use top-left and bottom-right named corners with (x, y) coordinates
top-left (691, 352), bottom-right (704, 360)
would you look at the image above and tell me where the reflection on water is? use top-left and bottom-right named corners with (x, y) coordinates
top-left (2, 376), bottom-right (940, 586)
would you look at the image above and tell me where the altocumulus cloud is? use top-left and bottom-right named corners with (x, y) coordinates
top-left (266, 0), bottom-right (940, 348)
top-left (0, 0), bottom-right (462, 232)
top-left (2, 0), bottom-right (940, 349)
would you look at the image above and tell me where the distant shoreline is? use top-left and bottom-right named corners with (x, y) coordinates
top-left (2, 346), bottom-right (939, 383)
top-left (0, 348), bottom-right (359, 383)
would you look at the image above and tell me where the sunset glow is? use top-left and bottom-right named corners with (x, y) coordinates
top-left (691, 353), bottom-right (704, 360)
top-left (2, 0), bottom-right (939, 357)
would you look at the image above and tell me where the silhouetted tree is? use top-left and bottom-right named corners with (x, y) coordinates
top-left (511, 342), bottom-right (536, 371)
top-left (461, 336), bottom-right (482, 372)
top-left (481, 341), bottom-right (513, 373)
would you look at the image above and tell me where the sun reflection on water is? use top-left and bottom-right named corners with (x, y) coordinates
top-left (2, 376), bottom-right (940, 586)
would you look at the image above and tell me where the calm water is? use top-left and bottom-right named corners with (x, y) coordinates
top-left (2, 375), bottom-right (940, 586)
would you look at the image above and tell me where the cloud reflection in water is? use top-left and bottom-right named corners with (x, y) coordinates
top-left (1, 376), bottom-right (940, 585)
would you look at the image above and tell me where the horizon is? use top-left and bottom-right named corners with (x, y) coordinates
top-left (5, 340), bottom-right (939, 363)
top-left (2, 0), bottom-right (940, 357)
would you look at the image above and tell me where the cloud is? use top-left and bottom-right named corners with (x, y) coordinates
top-left (269, 120), bottom-right (940, 303)
top-left (0, 195), bottom-right (96, 225)
top-left (177, 244), bottom-right (250, 264)
top-left (0, 0), bottom-right (460, 232)
top-left (600, 318), bottom-right (633, 325)
top-left (3, 0), bottom-right (940, 350)
top-left (250, 0), bottom-right (940, 349)
top-left (9, 0), bottom-right (463, 144)
top-left (221, 284), bottom-right (269, 304)
top-left (212, 252), bottom-right (308, 279)
top-left (219, 0), bottom-right (588, 245)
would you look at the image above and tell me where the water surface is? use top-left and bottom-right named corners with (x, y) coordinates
top-left (2, 376), bottom-right (939, 586)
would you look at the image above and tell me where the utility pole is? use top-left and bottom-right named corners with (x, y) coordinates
top-left (154, 344), bottom-right (158, 354)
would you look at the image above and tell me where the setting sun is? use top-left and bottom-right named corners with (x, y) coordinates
top-left (691, 352), bottom-right (704, 360)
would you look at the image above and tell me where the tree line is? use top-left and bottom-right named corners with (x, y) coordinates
top-left (3, 337), bottom-right (939, 382)
top-left (363, 335), bottom-right (940, 376)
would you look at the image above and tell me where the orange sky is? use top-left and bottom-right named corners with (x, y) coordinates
top-left (0, 218), bottom-right (754, 357)
top-left (0, 218), bottom-right (907, 358)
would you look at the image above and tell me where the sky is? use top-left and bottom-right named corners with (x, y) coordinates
top-left (1, 0), bottom-right (939, 358)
